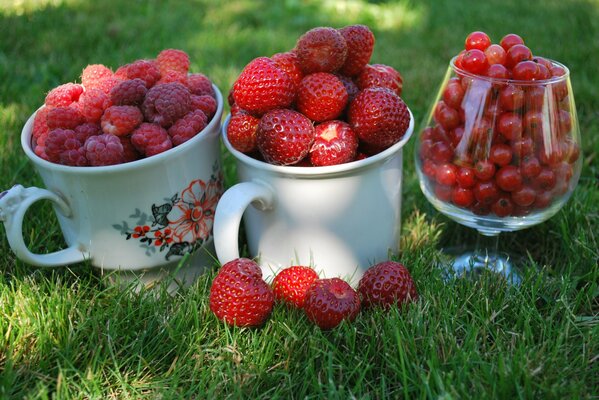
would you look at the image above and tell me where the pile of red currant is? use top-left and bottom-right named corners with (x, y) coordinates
top-left (418, 31), bottom-right (581, 218)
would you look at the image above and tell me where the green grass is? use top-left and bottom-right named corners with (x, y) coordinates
top-left (1, 0), bottom-right (598, 398)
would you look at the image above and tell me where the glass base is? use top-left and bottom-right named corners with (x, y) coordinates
top-left (442, 247), bottom-right (522, 285)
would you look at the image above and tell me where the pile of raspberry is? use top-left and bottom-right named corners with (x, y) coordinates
top-left (226, 25), bottom-right (411, 167)
top-left (32, 49), bottom-right (218, 166)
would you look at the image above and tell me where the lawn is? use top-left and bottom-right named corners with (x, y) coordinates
top-left (0, 0), bottom-right (598, 398)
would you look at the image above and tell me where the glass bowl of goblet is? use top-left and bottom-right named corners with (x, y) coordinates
top-left (414, 56), bottom-right (582, 281)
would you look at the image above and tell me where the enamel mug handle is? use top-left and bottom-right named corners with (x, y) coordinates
top-left (0, 185), bottom-right (88, 266)
top-left (213, 181), bottom-right (274, 264)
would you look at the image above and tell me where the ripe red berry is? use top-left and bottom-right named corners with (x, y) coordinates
top-left (233, 57), bottom-right (297, 115)
top-left (304, 278), bottom-right (360, 330)
top-left (84, 133), bottom-right (125, 166)
top-left (45, 128), bottom-right (83, 165)
top-left (226, 111), bottom-right (260, 153)
top-left (461, 49), bottom-right (489, 75)
top-left (348, 87), bottom-right (410, 149)
top-left (186, 73), bottom-right (215, 97)
top-left (457, 166), bottom-right (477, 188)
top-left (491, 195), bottom-right (514, 217)
top-left (512, 60), bottom-right (540, 81)
top-left (500, 33), bottom-right (525, 51)
top-left (156, 48), bottom-right (190, 75)
top-left (46, 106), bottom-right (84, 130)
top-left (101, 105), bottom-right (143, 136)
top-left (168, 110), bottom-right (208, 146)
top-left (505, 44), bottom-right (533, 69)
top-left (474, 159), bottom-right (496, 181)
top-left (442, 78), bottom-right (465, 109)
top-left (256, 108), bottom-right (315, 165)
top-left (81, 64), bottom-right (113, 89)
top-left (309, 120), bottom-right (358, 166)
top-left (452, 187), bottom-right (475, 208)
top-left (295, 27), bottom-right (348, 74)
top-left (272, 266), bottom-right (319, 308)
top-left (489, 143), bottom-right (513, 166)
top-left (124, 59), bottom-right (161, 88)
top-left (356, 64), bottom-right (403, 97)
top-left (45, 83), bottom-right (84, 107)
top-left (110, 78), bottom-right (148, 106)
top-left (338, 24), bottom-right (375, 77)
top-left (296, 72), bottom-right (348, 122)
top-left (465, 31), bottom-right (491, 51)
top-left (495, 165), bottom-right (523, 192)
top-left (271, 51), bottom-right (304, 88)
top-left (484, 44), bottom-right (507, 66)
top-left (357, 261), bottom-right (418, 309)
top-left (131, 122), bottom-right (173, 157)
top-left (511, 185), bottom-right (536, 207)
top-left (474, 180), bottom-right (500, 204)
top-left (79, 88), bottom-right (111, 123)
top-left (209, 258), bottom-right (274, 328)
top-left (142, 82), bottom-right (192, 128)
top-left (435, 163), bottom-right (458, 186)
top-left (190, 94), bottom-right (217, 120)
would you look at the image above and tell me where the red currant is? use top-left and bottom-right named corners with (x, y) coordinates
top-left (511, 185), bottom-right (536, 207)
top-left (491, 195), bottom-right (514, 217)
top-left (521, 156), bottom-right (542, 179)
top-left (497, 112), bottom-right (523, 141)
top-left (489, 143), bottom-right (513, 166)
top-left (534, 167), bottom-right (556, 190)
top-left (434, 101), bottom-right (460, 130)
top-left (422, 159), bottom-right (437, 178)
top-left (505, 44), bottom-right (532, 69)
top-left (449, 127), bottom-right (465, 147)
top-left (461, 49), bottom-right (489, 75)
top-left (512, 137), bottom-right (535, 158)
top-left (443, 78), bottom-right (465, 109)
top-left (495, 165), bottom-right (523, 192)
top-left (465, 31), bottom-right (492, 51)
top-left (457, 166), bottom-right (477, 188)
top-left (500, 33), bottom-right (525, 51)
top-left (452, 187), bottom-right (475, 208)
top-left (486, 64), bottom-right (510, 80)
top-left (484, 44), bottom-right (507, 66)
top-left (474, 159), bottom-right (496, 181)
top-left (434, 183), bottom-right (454, 202)
top-left (533, 190), bottom-right (552, 209)
top-left (474, 180), bottom-right (500, 204)
top-left (431, 141), bottom-right (454, 164)
top-left (499, 84), bottom-right (525, 110)
top-left (435, 163), bottom-right (458, 186)
top-left (512, 60), bottom-right (539, 81)
top-left (471, 201), bottom-right (491, 216)
top-left (525, 86), bottom-right (545, 110)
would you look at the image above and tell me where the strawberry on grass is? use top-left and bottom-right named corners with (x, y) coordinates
top-left (303, 278), bottom-right (361, 330)
top-left (357, 261), bottom-right (418, 310)
top-left (272, 266), bottom-right (319, 309)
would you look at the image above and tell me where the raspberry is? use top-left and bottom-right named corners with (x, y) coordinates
top-left (45, 128), bottom-right (84, 165)
top-left (190, 94), bottom-right (217, 120)
top-left (309, 120), bottom-right (358, 166)
top-left (357, 64), bottom-right (404, 97)
top-left (32, 107), bottom-right (50, 144)
top-left (81, 64), bottom-right (113, 89)
top-left (226, 111), bottom-right (260, 153)
top-left (296, 27), bottom-right (348, 74)
top-left (119, 136), bottom-right (142, 163)
top-left (338, 25), bottom-right (375, 77)
top-left (155, 70), bottom-right (187, 86)
top-left (256, 108), bottom-right (315, 165)
top-left (79, 88), bottom-right (111, 123)
top-left (95, 76), bottom-right (124, 95)
top-left (272, 51), bottom-right (304, 88)
top-left (167, 110), bottom-right (208, 146)
top-left (59, 147), bottom-right (88, 166)
top-left (296, 72), bottom-right (348, 122)
top-left (131, 122), bottom-right (173, 156)
top-left (348, 87), bottom-right (410, 148)
top-left (110, 78), bottom-right (147, 106)
top-left (46, 106), bottom-right (84, 130)
top-left (156, 49), bottom-right (190, 75)
top-left (44, 83), bottom-right (84, 107)
top-left (142, 82), bottom-right (191, 127)
top-left (34, 145), bottom-right (49, 161)
top-left (101, 105), bottom-right (143, 136)
top-left (125, 59), bottom-right (161, 88)
top-left (74, 122), bottom-right (101, 143)
top-left (84, 133), bottom-right (125, 166)
top-left (232, 57), bottom-right (296, 115)
top-left (186, 73), bottom-right (215, 97)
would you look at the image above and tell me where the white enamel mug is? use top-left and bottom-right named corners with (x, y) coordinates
top-left (214, 111), bottom-right (414, 285)
top-left (0, 85), bottom-right (224, 287)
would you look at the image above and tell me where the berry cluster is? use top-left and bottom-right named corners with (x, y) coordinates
top-left (209, 258), bottom-right (418, 330)
top-left (226, 25), bottom-right (411, 167)
top-left (32, 49), bottom-right (217, 166)
top-left (418, 32), bottom-right (580, 217)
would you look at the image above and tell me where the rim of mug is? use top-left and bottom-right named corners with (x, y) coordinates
top-left (450, 56), bottom-right (571, 86)
top-left (221, 108), bottom-right (415, 177)
top-left (20, 84), bottom-right (224, 175)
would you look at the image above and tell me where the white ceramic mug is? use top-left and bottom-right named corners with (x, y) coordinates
top-left (0, 86), bottom-right (224, 287)
top-left (214, 111), bottom-right (414, 285)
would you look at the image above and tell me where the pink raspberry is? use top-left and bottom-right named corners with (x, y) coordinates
top-left (156, 49), bottom-right (190, 75)
top-left (142, 82), bottom-right (191, 127)
top-left (45, 83), bottom-right (84, 107)
top-left (119, 136), bottom-right (142, 163)
top-left (45, 128), bottom-right (84, 165)
top-left (110, 78), bottom-right (147, 106)
top-left (125, 60), bottom-right (161, 88)
top-left (59, 148), bottom-right (88, 166)
top-left (84, 133), bottom-right (125, 166)
top-left (190, 94), bottom-right (217, 120)
top-left (186, 73), bottom-right (215, 97)
top-left (101, 105), bottom-right (143, 136)
top-left (81, 64), bottom-right (113, 89)
top-left (32, 107), bottom-right (50, 144)
top-left (74, 122), bottom-right (101, 143)
top-left (79, 88), bottom-right (111, 123)
top-left (95, 76), bottom-right (124, 95)
top-left (156, 70), bottom-right (188, 86)
top-left (46, 106), bottom-right (84, 130)
top-left (131, 122), bottom-right (173, 157)
top-left (34, 145), bottom-right (49, 161)
top-left (168, 110), bottom-right (207, 146)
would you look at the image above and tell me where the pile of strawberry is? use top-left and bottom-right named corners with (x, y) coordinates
top-left (226, 25), bottom-right (411, 167)
top-left (419, 32), bottom-right (580, 217)
top-left (209, 258), bottom-right (418, 330)
top-left (32, 49), bottom-right (218, 166)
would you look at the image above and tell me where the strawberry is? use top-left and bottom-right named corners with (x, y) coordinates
top-left (356, 64), bottom-right (404, 97)
top-left (209, 258), bottom-right (274, 328)
top-left (226, 111), bottom-right (260, 153)
top-left (338, 24), bottom-right (375, 77)
top-left (348, 87), bottom-right (411, 148)
top-left (295, 27), bottom-right (348, 74)
top-left (310, 120), bottom-right (358, 166)
top-left (296, 72), bottom-right (348, 122)
top-left (357, 261), bottom-right (418, 309)
top-left (233, 57), bottom-right (296, 115)
top-left (256, 108), bottom-right (315, 165)
top-left (272, 51), bottom-right (304, 88)
top-left (303, 278), bottom-right (361, 330)
top-left (272, 266), bottom-right (319, 308)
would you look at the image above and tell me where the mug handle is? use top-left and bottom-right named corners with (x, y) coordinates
top-left (0, 184), bottom-right (88, 266)
top-left (213, 180), bottom-right (274, 264)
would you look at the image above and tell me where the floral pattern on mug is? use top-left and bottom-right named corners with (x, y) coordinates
top-left (113, 161), bottom-right (223, 260)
